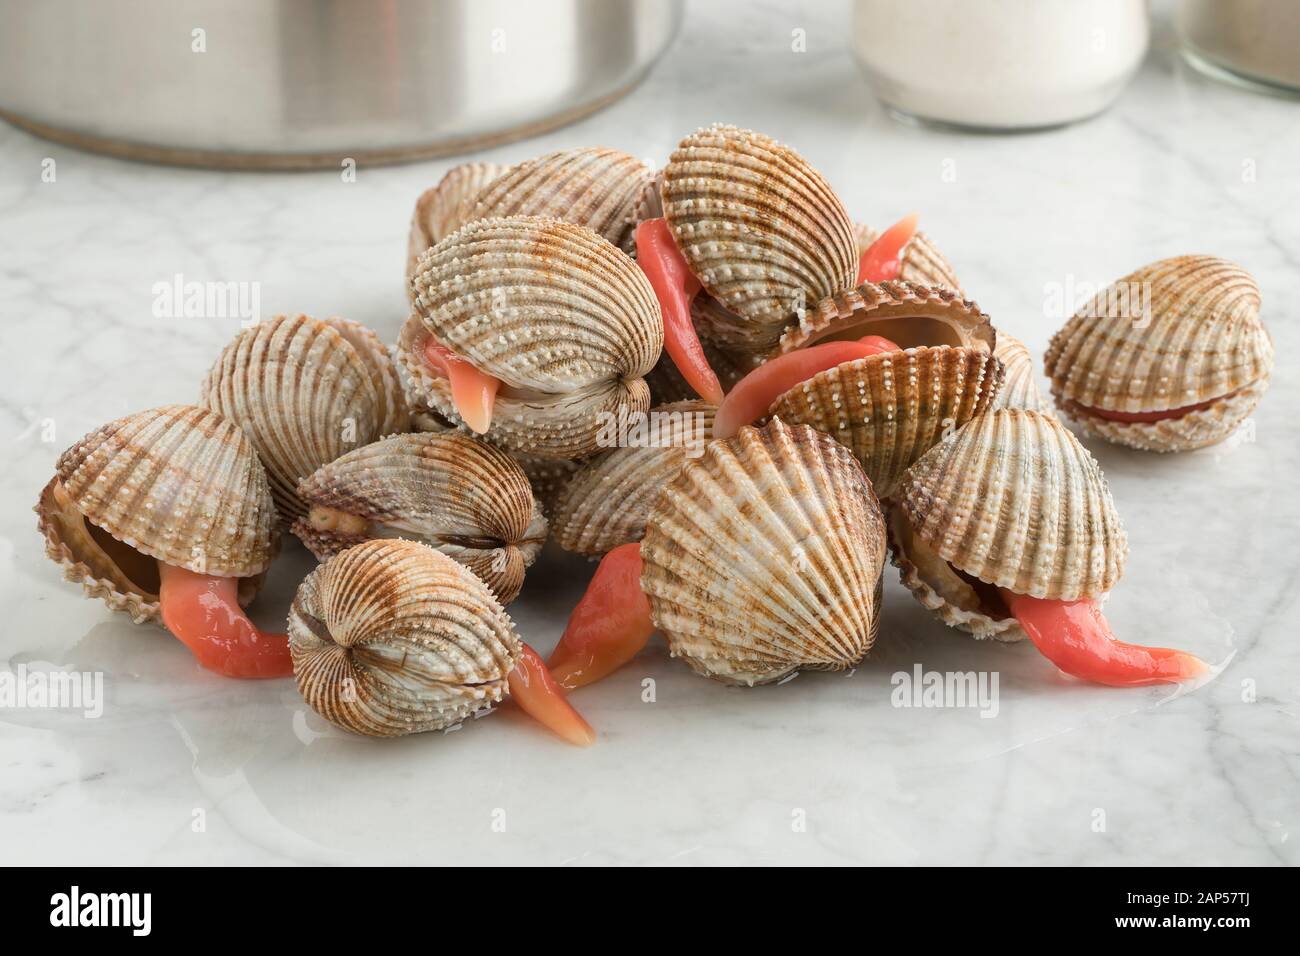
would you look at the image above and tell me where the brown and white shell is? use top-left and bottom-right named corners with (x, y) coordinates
top-left (640, 419), bottom-right (887, 686)
top-left (403, 216), bottom-right (662, 459)
top-left (201, 314), bottom-right (407, 523)
top-left (853, 222), bottom-right (963, 293)
top-left (288, 539), bottom-right (521, 737)
top-left (891, 409), bottom-right (1127, 640)
top-left (35, 405), bottom-right (278, 624)
top-left (407, 162), bottom-right (509, 278)
top-left (1044, 255), bottom-right (1273, 452)
top-left (465, 147), bottom-right (652, 255)
top-left (766, 281), bottom-right (1001, 499)
top-left (292, 432), bottom-right (546, 604)
top-left (550, 401), bottom-right (716, 556)
top-left (990, 330), bottom-right (1050, 413)
top-left (661, 124), bottom-right (857, 355)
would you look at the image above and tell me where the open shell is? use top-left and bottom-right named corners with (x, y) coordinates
top-left (292, 433), bottom-right (546, 604)
top-left (662, 124), bottom-right (857, 355)
top-left (35, 405), bottom-right (277, 624)
top-left (853, 222), bottom-right (962, 293)
top-left (289, 539), bottom-right (521, 737)
top-left (1044, 255), bottom-right (1273, 452)
top-left (640, 419), bottom-right (887, 686)
top-left (406, 162), bottom-right (509, 279)
top-left (466, 147), bottom-right (651, 254)
top-left (403, 216), bottom-right (662, 459)
top-left (990, 330), bottom-right (1049, 413)
top-left (550, 401), bottom-right (715, 556)
top-left (201, 314), bottom-right (406, 522)
top-left (891, 409), bottom-right (1127, 640)
top-left (765, 281), bottom-right (1000, 498)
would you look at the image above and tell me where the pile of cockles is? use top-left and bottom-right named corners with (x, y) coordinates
top-left (36, 125), bottom-right (1275, 746)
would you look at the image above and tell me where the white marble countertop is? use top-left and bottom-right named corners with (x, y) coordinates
top-left (2, 0), bottom-right (1297, 866)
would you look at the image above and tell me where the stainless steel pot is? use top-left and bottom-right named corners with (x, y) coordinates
top-left (0, 0), bottom-right (682, 169)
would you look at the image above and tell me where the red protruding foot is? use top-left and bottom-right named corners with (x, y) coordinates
top-left (857, 213), bottom-right (919, 284)
top-left (422, 339), bottom-right (501, 434)
top-left (508, 643), bottom-right (596, 746)
top-left (548, 543), bottom-right (655, 689)
top-left (1000, 589), bottom-right (1208, 687)
top-left (158, 563), bottom-right (293, 679)
top-left (636, 218), bottom-right (725, 404)
top-left (713, 335), bottom-right (901, 439)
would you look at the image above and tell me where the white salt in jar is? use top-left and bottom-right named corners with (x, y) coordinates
top-left (852, 0), bottom-right (1150, 130)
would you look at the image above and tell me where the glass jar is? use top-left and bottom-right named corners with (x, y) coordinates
top-left (851, 0), bottom-right (1150, 131)
top-left (1178, 0), bottom-right (1300, 96)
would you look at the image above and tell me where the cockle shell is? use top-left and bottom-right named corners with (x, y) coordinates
top-left (406, 162), bottom-right (508, 278)
top-left (403, 216), bottom-right (662, 459)
top-left (201, 314), bottom-right (407, 523)
top-left (1044, 255), bottom-right (1273, 452)
top-left (292, 432), bottom-right (546, 604)
top-left (466, 147), bottom-right (652, 254)
top-left (550, 401), bottom-right (716, 556)
top-left (853, 222), bottom-right (963, 293)
top-left (288, 539), bottom-right (521, 737)
top-left (512, 452), bottom-right (584, 518)
top-left (640, 419), bottom-right (887, 686)
top-left (890, 409), bottom-right (1127, 640)
top-left (35, 405), bottom-right (278, 625)
top-left (990, 330), bottom-right (1050, 413)
top-left (766, 281), bottom-right (1001, 498)
top-left (661, 124), bottom-right (857, 355)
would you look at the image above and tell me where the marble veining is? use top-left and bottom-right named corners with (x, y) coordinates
top-left (0, 0), bottom-right (1296, 865)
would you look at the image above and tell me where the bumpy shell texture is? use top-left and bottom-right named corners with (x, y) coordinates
top-left (1044, 255), bottom-right (1273, 452)
top-left (407, 162), bottom-right (508, 277)
top-left (780, 281), bottom-right (996, 354)
top-left (662, 124), bottom-right (856, 353)
top-left (467, 147), bottom-right (652, 254)
top-left (35, 405), bottom-right (277, 624)
top-left (853, 222), bottom-right (963, 293)
top-left (640, 419), bottom-right (887, 686)
top-left (289, 539), bottom-right (521, 737)
top-left (990, 331), bottom-right (1049, 413)
top-left (292, 432), bottom-right (546, 604)
top-left (896, 409), bottom-right (1127, 607)
top-left (550, 401), bottom-right (716, 556)
top-left (767, 345), bottom-right (1004, 500)
top-left (201, 314), bottom-right (401, 522)
top-left (404, 216), bottom-right (662, 459)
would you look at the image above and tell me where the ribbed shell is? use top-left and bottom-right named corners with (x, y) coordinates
top-left (853, 222), bottom-right (963, 293)
top-left (640, 419), bottom-right (887, 686)
top-left (887, 503), bottom-right (1024, 641)
top-left (35, 405), bottom-right (277, 623)
top-left (201, 314), bottom-right (398, 522)
top-left (324, 317), bottom-right (410, 436)
top-left (779, 281), bottom-right (995, 354)
top-left (550, 401), bottom-right (716, 556)
top-left (403, 216), bottom-right (662, 458)
top-left (406, 162), bottom-right (508, 277)
top-left (512, 452), bottom-right (584, 518)
top-left (1044, 255), bottom-right (1273, 451)
top-left (291, 433), bottom-right (546, 604)
top-left (662, 125), bottom-right (856, 352)
top-left (289, 539), bottom-right (521, 738)
top-left (897, 409), bottom-right (1127, 602)
top-left (467, 147), bottom-right (652, 254)
top-left (990, 331), bottom-right (1049, 413)
top-left (767, 345), bottom-right (1004, 500)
